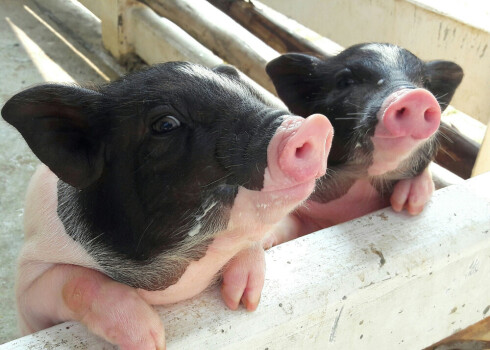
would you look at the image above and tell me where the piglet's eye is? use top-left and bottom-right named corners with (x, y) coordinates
top-left (335, 68), bottom-right (355, 89)
top-left (152, 116), bottom-right (181, 134)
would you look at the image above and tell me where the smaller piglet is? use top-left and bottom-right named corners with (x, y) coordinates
top-left (266, 43), bottom-right (463, 230)
top-left (2, 62), bottom-right (333, 349)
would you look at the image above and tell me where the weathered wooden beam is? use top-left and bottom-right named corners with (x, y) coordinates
top-left (128, 4), bottom-right (223, 66)
top-left (3, 173), bottom-right (489, 349)
top-left (126, 3), bottom-right (286, 110)
top-left (436, 120), bottom-right (480, 179)
top-left (208, 0), bottom-right (342, 56)
top-left (139, 0), bottom-right (279, 92)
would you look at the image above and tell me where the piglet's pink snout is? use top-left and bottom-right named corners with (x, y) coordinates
top-left (277, 114), bottom-right (332, 183)
top-left (379, 88), bottom-right (441, 139)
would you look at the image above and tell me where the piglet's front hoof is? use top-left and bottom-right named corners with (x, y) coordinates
top-left (62, 269), bottom-right (165, 350)
top-left (221, 244), bottom-right (266, 312)
top-left (390, 167), bottom-right (434, 215)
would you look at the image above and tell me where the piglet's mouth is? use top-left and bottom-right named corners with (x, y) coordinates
top-left (371, 134), bottom-right (425, 154)
top-left (260, 177), bottom-right (317, 201)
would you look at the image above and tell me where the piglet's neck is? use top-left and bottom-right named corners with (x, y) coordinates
top-left (57, 173), bottom-right (149, 260)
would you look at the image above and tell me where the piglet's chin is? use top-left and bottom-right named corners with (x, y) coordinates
top-left (368, 135), bottom-right (424, 176)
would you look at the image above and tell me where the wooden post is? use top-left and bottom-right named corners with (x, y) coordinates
top-left (78, 0), bottom-right (136, 59)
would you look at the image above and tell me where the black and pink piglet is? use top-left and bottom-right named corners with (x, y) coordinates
top-left (266, 42), bottom-right (463, 230)
top-left (2, 62), bottom-right (333, 349)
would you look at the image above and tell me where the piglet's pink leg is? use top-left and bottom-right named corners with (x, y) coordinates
top-left (20, 264), bottom-right (165, 350)
top-left (221, 244), bottom-right (265, 312)
top-left (391, 167), bottom-right (435, 215)
top-left (221, 215), bottom-right (306, 312)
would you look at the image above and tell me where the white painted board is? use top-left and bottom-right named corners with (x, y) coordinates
top-left (2, 173), bottom-right (489, 350)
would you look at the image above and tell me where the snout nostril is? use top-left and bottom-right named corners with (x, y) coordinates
top-left (395, 107), bottom-right (406, 120)
top-left (295, 142), bottom-right (313, 160)
top-left (424, 108), bottom-right (438, 123)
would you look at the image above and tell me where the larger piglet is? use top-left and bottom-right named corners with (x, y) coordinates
top-left (266, 43), bottom-right (463, 231)
top-left (1, 62), bottom-right (333, 349)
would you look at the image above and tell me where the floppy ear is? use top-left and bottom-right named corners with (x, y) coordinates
top-left (424, 60), bottom-right (464, 112)
top-left (266, 53), bottom-right (324, 116)
top-left (1, 84), bottom-right (105, 189)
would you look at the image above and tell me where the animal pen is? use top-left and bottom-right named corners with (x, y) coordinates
top-left (0, 0), bottom-right (489, 349)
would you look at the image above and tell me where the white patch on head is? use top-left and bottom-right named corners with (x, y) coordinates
top-left (174, 63), bottom-right (257, 103)
top-left (195, 201), bottom-right (218, 222)
top-left (175, 63), bottom-right (215, 81)
top-left (188, 222), bottom-right (202, 237)
top-left (362, 43), bottom-right (401, 68)
top-left (187, 200), bottom-right (220, 237)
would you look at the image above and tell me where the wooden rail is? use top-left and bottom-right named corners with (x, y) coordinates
top-left (2, 173), bottom-right (490, 349)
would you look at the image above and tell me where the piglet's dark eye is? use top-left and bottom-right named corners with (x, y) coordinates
top-left (336, 68), bottom-right (355, 89)
top-left (152, 116), bottom-right (181, 134)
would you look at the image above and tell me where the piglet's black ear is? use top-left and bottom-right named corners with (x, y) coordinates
top-left (1, 84), bottom-right (105, 189)
top-left (266, 53), bottom-right (324, 116)
top-left (425, 60), bottom-right (464, 112)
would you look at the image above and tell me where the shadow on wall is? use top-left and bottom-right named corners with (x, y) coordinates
top-left (2, 0), bottom-right (110, 105)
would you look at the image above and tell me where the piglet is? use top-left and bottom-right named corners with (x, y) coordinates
top-left (2, 62), bottom-right (333, 350)
top-left (266, 42), bottom-right (463, 230)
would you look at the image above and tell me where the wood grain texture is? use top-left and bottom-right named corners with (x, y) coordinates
top-left (436, 120), bottom-right (480, 179)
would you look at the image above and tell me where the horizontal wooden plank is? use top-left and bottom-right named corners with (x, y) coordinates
top-left (2, 172), bottom-right (489, 349)
top-left (128, 4), bottom-right (222, 66)
top-left (208, 0), bottom-right (343, 56)
top-left (125, 3), bottom-right (286, 110)
top-left (140, 0), bottom-right (279, 92)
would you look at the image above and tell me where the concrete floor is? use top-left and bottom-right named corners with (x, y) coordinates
top-left (0, 0), bottom-right (122, 343)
